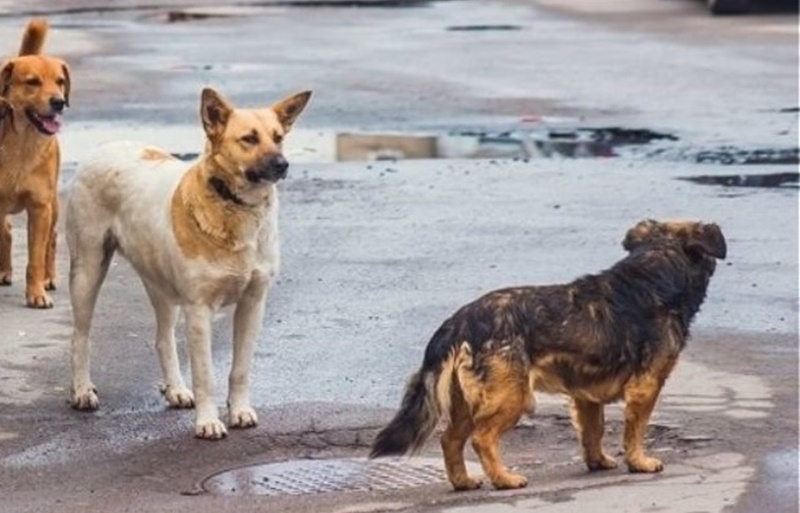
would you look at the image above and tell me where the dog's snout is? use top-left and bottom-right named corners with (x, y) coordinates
top-left (270, 155), bottom-right (289, 178)
top-left (245, 154), bottom-right (290, 184)
top-left (49, 97), bottom-right (66, 113)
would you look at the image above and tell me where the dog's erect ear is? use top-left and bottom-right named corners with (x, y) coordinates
top-left (271, 90), bottom-right (312, 132)
top-left (687, 223), bottom-right (727, 260)
top-left (200, 87), bottom-right (233, 143)
top-left (61, 63), bottom-right (71, 107)
top-left (1, 62), bottom-right (14, 97)
top-left (622, 219), bottom-right (659, 252)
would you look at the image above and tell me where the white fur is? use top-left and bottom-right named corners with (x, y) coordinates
top-left (66, 140), bottom-right (278, 439)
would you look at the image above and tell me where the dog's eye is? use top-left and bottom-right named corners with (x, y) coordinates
top-left (56, 77), bottom-right (66, 87)
top-left (240, 133), bottom-right (260, 145)
top-left (25, 77), bottom-right (42, 87)
top-left (273, 133), bottom-right (284, 144)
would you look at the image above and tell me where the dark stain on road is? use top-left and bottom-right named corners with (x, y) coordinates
top-left (446, 24), bottom-right (524, 31)
top-left (680, 172), bottom-right (799, 189)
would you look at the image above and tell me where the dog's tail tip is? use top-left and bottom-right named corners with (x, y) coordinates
top-left (19, 18), bottom-right (49, 56)
top-left (368, 439), bottom-right (404, 460)
top-left (369, 422), bottom-right (419, 460)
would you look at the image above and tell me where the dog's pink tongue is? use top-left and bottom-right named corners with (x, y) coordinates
top-left (41, 116), bottom-right (61, 134)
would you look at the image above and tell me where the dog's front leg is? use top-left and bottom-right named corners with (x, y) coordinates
top-left (185, 305), bottom-right (226, 440)
top-left (228, 279), bottom-right (269, 429)
top-left (25, 202), bottom-right (54, 308)
top-left (570, 398), bottom-right (618, 470)
top-left (44, 194), bottom-right (58, 291)
top-left (0, 215), bottom-right (11, 285)
top-left (623, 374), bottom-right (667, 473)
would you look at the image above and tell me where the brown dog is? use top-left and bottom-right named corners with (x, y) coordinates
top-left (371, 220), bottom-right (726, 491)
top-left (0, 19), bottom-right (70, 308)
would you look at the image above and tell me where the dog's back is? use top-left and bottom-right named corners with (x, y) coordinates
top-left (68, 140), bottom-right (185, 219)
top-left (66, 141), bottom-right (188, 283)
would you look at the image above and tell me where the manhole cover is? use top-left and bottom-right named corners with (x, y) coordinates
top-left (202, 457), bottom-right (483, 497)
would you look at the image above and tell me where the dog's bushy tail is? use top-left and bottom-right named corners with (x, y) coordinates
top-left (370, 324), bottom-right (464, 458)
top-left (19, 19), bottom-right (48, 56)
top-left (369, 370), bottom-right (440, 458)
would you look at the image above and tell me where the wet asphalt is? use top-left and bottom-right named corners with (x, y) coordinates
top-left (0, 0), bottom-right (797, 512)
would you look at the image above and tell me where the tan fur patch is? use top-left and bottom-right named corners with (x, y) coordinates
top-left (140, 147), bottom-right (174, 161)
top-left (530, 352), bottom-right (627, 403)
top-left (462, 353), bottom-right (531, 489)
top-left (170, 169), bottom-right (264, 261)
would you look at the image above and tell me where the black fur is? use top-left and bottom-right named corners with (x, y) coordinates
top-left (369, 372), bottom-right (435, 458)
top-left (208, 176), bottom-right (248, 207)
top-left (370, 222), bottom-right (725, 458)
top-left (427, 241), bottom-right (717, 381)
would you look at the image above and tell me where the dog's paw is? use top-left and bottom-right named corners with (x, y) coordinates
top-left (71, 385), bottom-right (99, 411)
top-left (195, 418), bottom-right (228, 440)
top-left (160, 383), bottom-right (195, 409)
top-left (0, 272), bottom-right (10, 286)
top-left (26, 290), bottom-right (53, 309)
top-left (44, 280), bottom-right (56, 291)
top-left (229, 407), bottom-right (258, 429)
top-left (451, 475), bottom-right (483, 491)
top-left (587, 453), bottom-right (618, 471)
top-left (627, 456), bottom-right (664, 473)
top-left (491, 472), bottom-right (528, 490)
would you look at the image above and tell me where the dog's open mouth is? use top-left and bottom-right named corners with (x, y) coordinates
top-left (26, 109), bottom-right (61, 135)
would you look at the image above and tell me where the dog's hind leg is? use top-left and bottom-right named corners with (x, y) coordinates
top-left (469, 354), bottom-right (530, 490)
top-left (441, 393), bottom-right (481, 491)
top-left (0, 215), bottom-right (11, 285)
top-left (68, 232), bottom-right (114, 411)
top-left (570, 399), bottom-right (618, 470)
top-left (228, 279), bottom-right (268, 429)
top-left (143, 281), bottom-right (194, 409)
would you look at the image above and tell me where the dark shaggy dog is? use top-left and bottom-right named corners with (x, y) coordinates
top-left (370, 219), bottom-right (726, 491)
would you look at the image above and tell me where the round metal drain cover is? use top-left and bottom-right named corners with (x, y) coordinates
top-left (202, 457), bottom-right (482, 497)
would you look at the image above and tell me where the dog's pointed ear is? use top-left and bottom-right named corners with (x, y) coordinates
top-left (61, 63), bottom-right (71, 107)
top-left (200, 88), bottom-right (233, 144)
top-left (271, 90), bottom-right (311, 132)
top-left (622, 219), bottom-right (659, 252)
top-left (687, 223), bottom-right (727, 260)
top-left (1, 62), bottom-right (14, 97)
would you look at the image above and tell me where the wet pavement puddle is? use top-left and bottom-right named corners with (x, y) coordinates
top-left (0, 0), bottom-right (433, 20)
top-left (446, 24), bottom-right (524, 31)
top-left (59, 122), bottom-right (798, 196)
top-left (161, 126), bottom-right (677, 163)
top-left (679, 172), bottom-right (799, 189)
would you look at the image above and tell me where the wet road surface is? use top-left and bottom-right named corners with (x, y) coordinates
top-left (0, 0), bottom-right (797, 512)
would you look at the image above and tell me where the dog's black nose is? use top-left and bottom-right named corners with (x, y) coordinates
top-left (49, 97), bottom-right (66, 113)
top-left (270, 155), bottom-right (289, 178)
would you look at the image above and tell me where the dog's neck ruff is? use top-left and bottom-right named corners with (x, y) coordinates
top-left (208, 176), bottom-right (255, 209)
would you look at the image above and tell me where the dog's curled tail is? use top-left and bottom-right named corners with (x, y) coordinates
top-left (19, 19), bottom-right (48, 56)
top-left (370, 327), bottom-right (467, 458)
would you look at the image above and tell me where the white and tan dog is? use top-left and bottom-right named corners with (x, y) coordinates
top-left (66, 87), bottom-right (311, 439)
